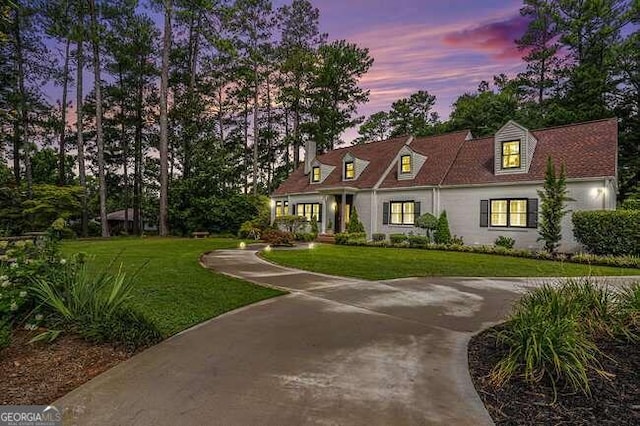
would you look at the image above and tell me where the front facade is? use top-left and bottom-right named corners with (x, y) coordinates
top-left (271, 119), bottom-right (618, 252)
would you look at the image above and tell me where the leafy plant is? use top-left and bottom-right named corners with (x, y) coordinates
top-left (346, 206), bottom-right (365, 233)
top-left (30, 261), bottom-right (161, 350)
top-left (372, 233), bottom-right (386, 242)
top-left (239, 219), bottom-right (263, 240)
top-left (538, 157), bottom-right (573, 254)
top-left (389, 233), bottom-right (408, 244)
top-left (261, 229), bottom-right (294, 246)
top-left (433, 210), bottom-right (452, 244)
top-left (415, 213), bottom-right (437, 239)
top-left (310, 216), bottom-right (319, 236)
top-left (495, 235), bottom-right (515, 249)
top-left (274, 215), bottom-right (308, 233)
top-left (616, 283), bottom-right (640, 341)
top-left (572, 210), bottom-right (640, 256)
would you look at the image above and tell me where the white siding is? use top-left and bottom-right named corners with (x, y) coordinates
top-left (440, 180), bottom-right (613, 252)
top-left (375, 188), bottom-right (435, 237)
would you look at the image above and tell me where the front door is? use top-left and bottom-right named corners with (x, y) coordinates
top-left (334, 194), bottom-right (353, 233)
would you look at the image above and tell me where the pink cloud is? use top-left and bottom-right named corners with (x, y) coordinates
top-left (442, 14), bottom-right (531, 60)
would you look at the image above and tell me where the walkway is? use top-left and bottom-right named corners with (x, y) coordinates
top-left (56, 247), bottom-right (549, 425)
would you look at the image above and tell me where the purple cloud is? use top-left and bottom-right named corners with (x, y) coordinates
top-left (442, 14), bottom-right (531, 60)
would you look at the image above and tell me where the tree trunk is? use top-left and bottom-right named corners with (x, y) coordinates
top-left (77, 24), bottom-right (88, 237)
top-left (89, 0), bottom-right (108, 238)
top-left (158, 0), bottom-right (172, 237)
top-left (58, 37), bottom-right (71, 186)
top-left (133, 54), bottom-right (144, 236)
top-left (12, 11), bottom-right (23, 186)
top-left (118, 67), bottom-right (129, 233)
top-left (244, 98), bottom-right (248, 194)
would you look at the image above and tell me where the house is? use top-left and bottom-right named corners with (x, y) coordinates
top-left (105, 209), bottom-right (157, 235)
top-left (271, 119), bottom-right (618, 251)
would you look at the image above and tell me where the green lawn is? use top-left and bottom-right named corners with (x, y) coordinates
top-left (63, 238), bottom-right (284, 337)
top-left (261, 244), bottom-right (640, 280)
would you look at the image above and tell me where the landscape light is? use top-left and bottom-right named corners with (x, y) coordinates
top-left (239, 241), bottom-right (246, 249)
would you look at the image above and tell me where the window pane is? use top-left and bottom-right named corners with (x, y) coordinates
top-left (391, 202), bottom-right (402, 224)
top-left (491, 200), bottom-right (507, 226)
top-left (401, 155), bottom-right (411, 173)
top-left (276, 202), bottom-right (282, 217)
top-left (312, 167), bottom-right (320, 182)
top-left (502, 141), bottom-right (521, 168)
top-left (403, 202), bottom-right (414, 224)
top-left (345, 162), bottom-right (355, 179)
top-left (312, 204), bottom-right (320, 221)
top-left (284, 201), bottom-right (289, 215)
top-left (510, 200), bottom-right (527, 227)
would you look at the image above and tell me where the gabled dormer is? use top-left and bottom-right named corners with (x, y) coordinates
top-left (396, 145), bottom-right (427, 181)
top-left (342, 152), bottom-right (369, 181)
top-left (309, 159), bottom-right (335, 184)
top-left (494, 121), bottom-right (537, 175)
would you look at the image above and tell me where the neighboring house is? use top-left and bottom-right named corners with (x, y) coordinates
top-left (271, 119), bottom-right (618, 251)
top-left (105, 209), bottom-right (157, 235)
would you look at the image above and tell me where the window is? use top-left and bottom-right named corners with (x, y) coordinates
top-left (502, 141), bottom-right (521, 169)
top-left (401, 155), bottom-right (412, 174)
top-left (344, 161), bottom-right (355, 180)
top-left (390, 201), bottom-right (415, 225)
top-left (296, 203), bottom-right (322, 222)
top-left (490, 199), bottom-right (527, 227)
top-left (275, 201), bottom-right (288, 217)
top-left (312, 166), bottom-right (321, 182)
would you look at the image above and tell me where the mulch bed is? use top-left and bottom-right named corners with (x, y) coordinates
top-left (0, 330), bottom-right (133, 405)
top-left (468, 326), bottom-right (640, 425)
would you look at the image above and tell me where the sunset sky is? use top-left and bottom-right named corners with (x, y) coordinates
top-left (308, 0), bottom-right (528, 121)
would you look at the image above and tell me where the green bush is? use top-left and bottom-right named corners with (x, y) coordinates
top-left (274, 215), bottom-right (308, 233)
top-left (294, 232), bottom-right (316, 242)
top-left (494, 235), bottom-right (515, 249)
top-left (450, 235), bottom-right (464, 245)
top-left (310, 216), bottom-right (319, 236)
top-left (617, 283), bottom-right (640, 341)
top-left (407, 234), bottom-right (429, 248)
top-left (238, 219), bottom-right (263, 240)
top-left (346, 207), bottom-right (365, 233)
top-left (620, 198), bottom-right (640, 210)
top-left (390, 233), bottom-right (408, 244)
top-left (335, 232), bottom-right (366, 245)
top-left (416, 213), bottom-right (438, 239)
top-left (433, 211), bottom-right (452, 244)
top-left (372, 233), bottom-right (386, 242)
top-left (572, 210), bottom-right (640, 256)
top-left (261, 229), bottom-right (294, 246)
top-left (30, 262), bottom-right (161, 350)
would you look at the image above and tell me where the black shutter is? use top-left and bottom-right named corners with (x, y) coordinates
top-left (292, 204), bottom-right (297, 217)
top-left (414, 201), bottom-right (421, 222)
top-left (318, 204), bottom-right (323, 224)
top-left (383, 202), bottom-right (389, 225)
top-left (480, 200), bottom-right (489, 227)
top-left (527, 198), bottom-right (538, 228)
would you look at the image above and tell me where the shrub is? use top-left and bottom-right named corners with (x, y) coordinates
top-left (261, 229), bottom-right (294, 246)
top-left (310, 216), bottom-right (319, 237)
top-left (491, 281), bottom-right (611, 395)
top-left (572, 210), bottom-right (640, 256)
top-left (616, 283), bottom-right (640, 341)
top-left (407, 234), bottom-right (430, 248)
top-left (372, 233), bottom-right (386, 242)
top-left (537, 157), bottom-right (572, 254)
top-left (494, 235), bottom-right (515, 249)
top-left (294, 232), bottom-right (316, 242)
top-left (30, 262), bottom-right (161, 350)
top-left (620, 198), bottom-right (640, 210)
top-left (335, 232), bottom-right (366, 245)
top-left (416, 213), bottom-right (438, 239)
top-left (433, 211), bottom-right (451, 244)
top-left (238, 219), bottom-right (263, 240)
top-left (346, 207), bottom-right (365, 233)
top-left (274, 215), bottom-right (308, 233)
top-left (390, 233), bottom-right (408, 244)
top-left (450, 235), bottom-right (464, 246)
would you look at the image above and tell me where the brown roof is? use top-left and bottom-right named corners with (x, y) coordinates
top-left (272, 118), bottom-right (617, 195)
top-left (442, 118), bottom-right (618, 185)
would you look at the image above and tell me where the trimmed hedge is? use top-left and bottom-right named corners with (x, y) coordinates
top-left (372, 233), bottom-right (386, 242)
top-left (572, 210), bottom-right (640, 256)
top-left (335, 232), bottom-right (366, 245)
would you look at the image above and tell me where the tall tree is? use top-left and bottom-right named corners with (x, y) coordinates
top-left (388, 90), bottom-right (438, 137)
top-left (158, 0), bottom-right (172, 236)
top-left (75, 0), bottom-right (88, 236)
top-left (306, 40), bottom-right (373, 151)
top-left (516, 0), bottom-right (563, 105)
top-left (353, 111), bottom-right (390, 144)
top-left (88, 0), bottom-right (108, 237)
top-left (537, 157), bottom-right (572, 254)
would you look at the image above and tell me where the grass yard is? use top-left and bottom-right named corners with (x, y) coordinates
top-left (261, 244), bottom-right (640, 280)
top-left (63, 238), bottom-right (284, 337)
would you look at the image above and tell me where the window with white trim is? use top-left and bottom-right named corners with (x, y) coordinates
top-left (296, 203), bottom-right (322, 222)
top-left (390, 201), bottom-right (415, 225)
top-left (311, 166), bottom-right (321, 182)
top-left (490, 199), bottom-right (527, 227)
top-left (275, 201), bottom-right (289, 217)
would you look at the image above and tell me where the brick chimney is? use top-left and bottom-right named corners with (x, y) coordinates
top-left (304, 139), bottom-right (317, 175)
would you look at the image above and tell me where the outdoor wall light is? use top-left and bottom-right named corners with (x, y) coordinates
top-left (270, 199), bottom-right (276, 207)
top-left (590, 187), bottom-right (606, 198)
top-left (331, 202), bottom-right (337, 210)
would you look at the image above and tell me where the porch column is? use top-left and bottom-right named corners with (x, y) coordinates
top-left (341, 191), bottom-right (347, 233)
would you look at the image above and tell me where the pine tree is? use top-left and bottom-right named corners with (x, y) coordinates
top-left (537, 157), bottom-right (573, 254)
top-left (434, 211), bottom-right (451, 244)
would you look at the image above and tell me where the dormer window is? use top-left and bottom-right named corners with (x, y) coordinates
top-left (502, 141), bottom-right (521, 169)
top-left (401, 155), bottom-right (412, 174)
top-left (344, 161), bottom-right (355, 180)
top-left (312, 166), bottom-right (321, 183)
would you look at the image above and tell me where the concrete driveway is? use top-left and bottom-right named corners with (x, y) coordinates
top-left (56, 247), bottom-right (545, 426)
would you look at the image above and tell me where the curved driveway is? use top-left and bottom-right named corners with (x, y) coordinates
top-left (57, 247), bottom-right (546, 425)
